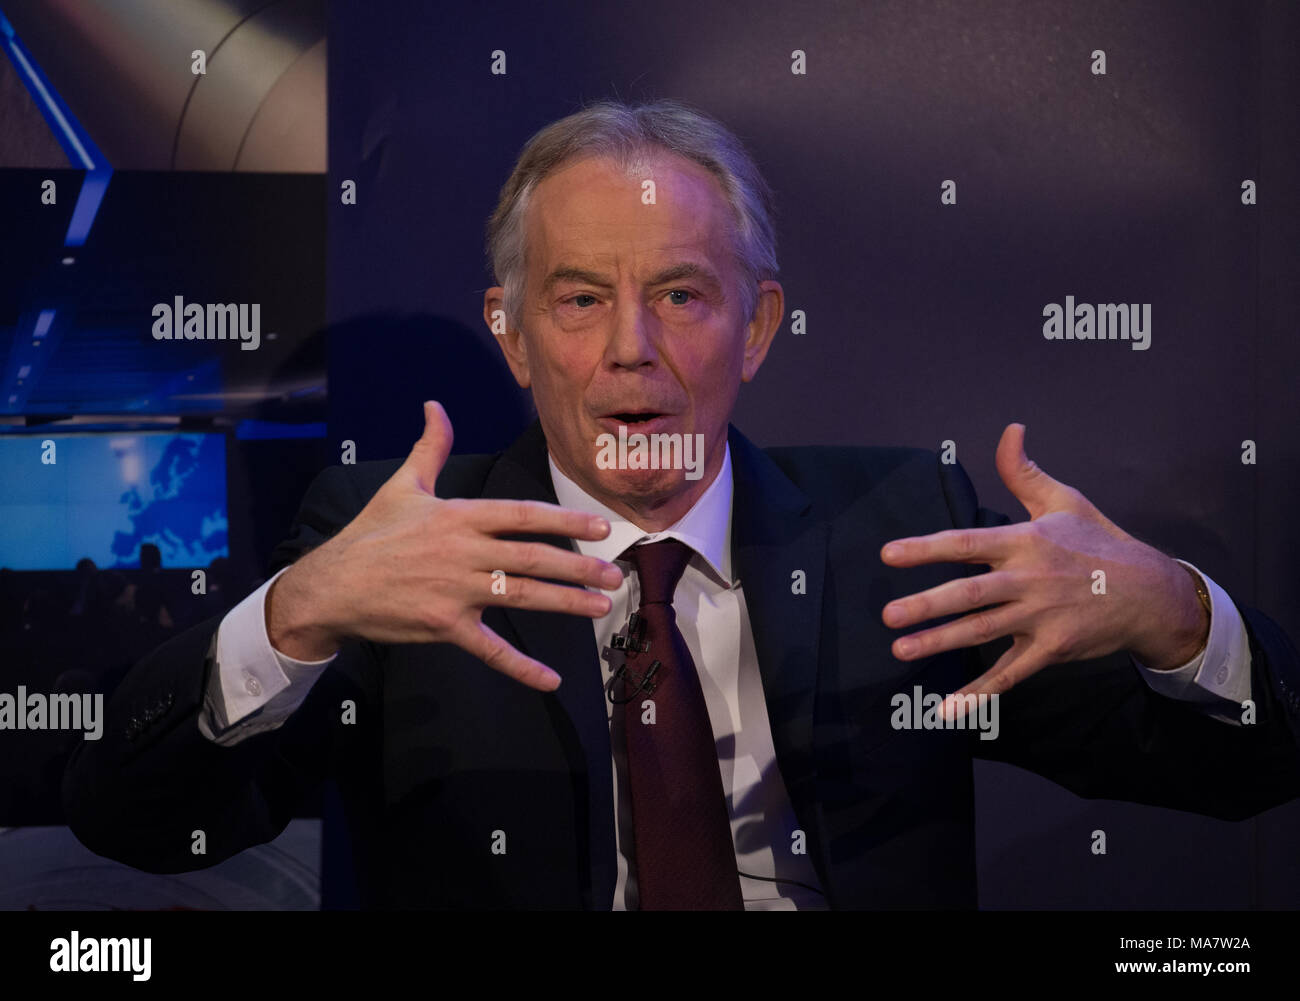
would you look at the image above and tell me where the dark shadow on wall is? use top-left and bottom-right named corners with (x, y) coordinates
top-left (326, 312), bottom-right (533, 462)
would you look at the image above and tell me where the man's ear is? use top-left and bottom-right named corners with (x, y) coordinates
top-left (740, 279), bottom-right (784, 382)
top-left (483, 286), bottom-right (532, 388)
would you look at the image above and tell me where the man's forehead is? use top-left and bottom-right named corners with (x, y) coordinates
top-left (525, 155), bottom-right (736, 280)
top-left (528, 155), bottom-right (731, 237)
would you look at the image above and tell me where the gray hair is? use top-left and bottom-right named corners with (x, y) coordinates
top-left (485, 99), bottom-right (779, 330)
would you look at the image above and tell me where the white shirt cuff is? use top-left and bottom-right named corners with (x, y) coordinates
top-left (199, 566), bottom-right (337, 744)
top-left (1133, 560), bottom-right (1252, 724)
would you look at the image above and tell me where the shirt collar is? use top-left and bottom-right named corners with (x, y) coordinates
top-left (547, 443), bottom-right (734, 584)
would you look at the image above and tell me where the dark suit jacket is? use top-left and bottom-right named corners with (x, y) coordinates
top-left (62, 421), bottom-right (1300, 908)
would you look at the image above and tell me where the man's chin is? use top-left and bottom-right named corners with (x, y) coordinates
top-left (590, 465), bottom-right (689, 504)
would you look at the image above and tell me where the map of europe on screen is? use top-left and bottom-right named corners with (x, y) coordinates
top-left (0, 432), bottom-right (228, 570)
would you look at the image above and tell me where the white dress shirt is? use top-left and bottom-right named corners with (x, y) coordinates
top-left (199, 448), bottom-right (1255, 908)
top-left (546, 445), bottom-right (823, 909)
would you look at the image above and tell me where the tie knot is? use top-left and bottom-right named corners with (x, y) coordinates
top-left (625, 538), bottom-right (693, 605)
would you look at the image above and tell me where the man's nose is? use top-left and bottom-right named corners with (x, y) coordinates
top-left (604, 297), bottom-right (659, 369)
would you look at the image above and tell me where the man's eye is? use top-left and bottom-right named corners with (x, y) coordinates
top-left (568, 294), bottom-right (598, 308)
top-left (665, 289), bottom-right (693, 306)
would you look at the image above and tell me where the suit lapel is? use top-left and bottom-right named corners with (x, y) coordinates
top-left (727, 425), bottom-right (831, 890)
top-left (478, 421), bottom-right (618, 910)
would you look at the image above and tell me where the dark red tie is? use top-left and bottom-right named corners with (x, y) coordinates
top-left (621, 539), bottom-right (743, 910)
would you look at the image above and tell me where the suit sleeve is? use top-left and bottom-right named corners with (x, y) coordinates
top-left (936, 456), bottom-right (1300, 821)
top-left (61, 465), bottom-right (382, 873)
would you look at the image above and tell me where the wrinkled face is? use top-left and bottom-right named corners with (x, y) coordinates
top-left (497, 152), bottom-right (773, 515)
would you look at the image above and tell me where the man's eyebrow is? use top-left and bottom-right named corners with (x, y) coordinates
top-left (541, 266), bottom-right (614, 294)
top-left (644, 262), bottom-right (723, 288)
top-left (540, 261), bottom-right (725, 295)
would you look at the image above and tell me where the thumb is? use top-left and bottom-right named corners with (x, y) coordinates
top-left (400, 400), bottom-right (453, 494)
top-left (994, 423), bottom-right (1067, 520)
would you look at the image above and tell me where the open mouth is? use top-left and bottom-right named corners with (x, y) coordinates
top-left (609, 411), bottom-right (663, 424)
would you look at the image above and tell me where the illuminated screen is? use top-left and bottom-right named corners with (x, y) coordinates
top-left (0, 432), bottom-right (228, 570)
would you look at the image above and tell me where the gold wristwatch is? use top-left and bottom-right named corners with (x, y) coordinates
top-left (1179, 562), bottom-right (1211, 617)
top-left (1179, 563), bottom-right (1213, 654)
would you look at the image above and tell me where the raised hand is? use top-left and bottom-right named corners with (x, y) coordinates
top-left (266, 401), bottom-right (621, 691)
top-left (879, 423), bottom-right (1209, 707)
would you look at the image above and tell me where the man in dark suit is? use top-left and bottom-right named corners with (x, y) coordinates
top-left (63, 100), bottom-right (1300, 909)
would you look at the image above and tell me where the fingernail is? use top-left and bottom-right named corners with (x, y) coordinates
top-left (882, 544), bottom-right (902, 561)
top-left (590, 516), bottom-right (610, 536)
top-left (896, 638), bottom-right (915, 657)
top-left (602, 565), bottom-right (623, 587)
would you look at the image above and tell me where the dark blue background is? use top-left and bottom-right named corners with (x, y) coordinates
top-left (321, 0), bottom-right (1300, 907)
